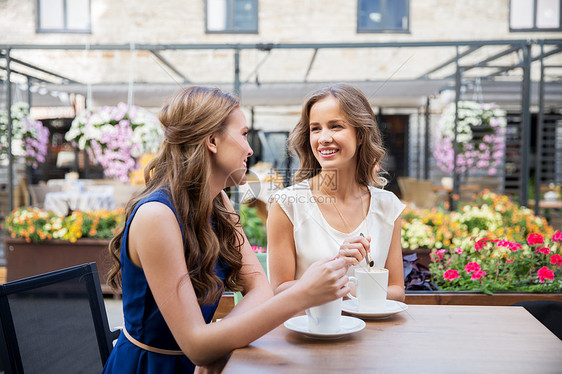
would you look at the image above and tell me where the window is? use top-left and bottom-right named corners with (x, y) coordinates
top-left (206, 0), bottom-right (258, 34)
top-left (36, 0), bottom-right (91, 33)
top-left (357, 0), bottom-right (409, 33)
top-left (510, 0), bottom-right (561, 31)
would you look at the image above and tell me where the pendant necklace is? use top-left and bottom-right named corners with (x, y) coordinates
top-left (321, 185), bottom-right (374, 268)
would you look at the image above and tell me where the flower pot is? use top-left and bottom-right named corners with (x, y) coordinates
top-left (405, 291), bottom-right (562, 306)
top-left (4, 238), bottom-right (114, 294)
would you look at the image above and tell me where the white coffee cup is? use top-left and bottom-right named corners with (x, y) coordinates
top-left (305, 297), bottom-right (342, 333)
top-left (347, 267), bottom-right (389, 312)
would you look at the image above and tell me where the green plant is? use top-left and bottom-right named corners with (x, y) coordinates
top-left (238, 204), bottom-right (267, 248)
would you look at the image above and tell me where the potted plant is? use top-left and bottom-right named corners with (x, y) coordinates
top-left (433, 101), bottom-right (506, 176)
top-left (3, 206), bottom-right (124, 292)
top-left (401, 190), bottom-right (562, 305)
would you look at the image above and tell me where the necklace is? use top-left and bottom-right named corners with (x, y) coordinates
top-left (328, 190), bottom-right (366, 233)
top-left (320, 185), bottom-right (374, 267)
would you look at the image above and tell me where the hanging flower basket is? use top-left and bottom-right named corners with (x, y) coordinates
top-left (0, 102), bottom-right (50, 169)
top-left (433, 101), bottom-right (506, 176)
top-left (65, 102), bottom-right (163, 182)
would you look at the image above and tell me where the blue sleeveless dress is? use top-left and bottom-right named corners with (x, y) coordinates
top-left (103, 189), bottom-right (230, 373)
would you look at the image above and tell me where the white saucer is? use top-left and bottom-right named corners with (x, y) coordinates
top-left (284, 315), bottom-right (365, 339)
top-left (342, 299), bottom-right (408, 320)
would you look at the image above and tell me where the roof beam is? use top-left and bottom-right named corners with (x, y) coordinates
top-left (149, 50), bottom-right (190, 83)
top-left (0, 66), bottom-right (56, 84)
top-left (303, 49), bottom-right (318, 83)
top-left (0, 52), bottom-right (80, 84)
top-left (417, 45), bottom-right (482, 79)
top-left (2, 39), bottom-right (562, 51)
top-left (485, 46), bottom-right (562, 79)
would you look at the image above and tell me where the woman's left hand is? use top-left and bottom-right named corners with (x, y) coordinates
top-left (338, 235), bottom-right (371, 267)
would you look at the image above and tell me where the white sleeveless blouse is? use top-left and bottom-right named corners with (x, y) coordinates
top-left (268, 180), bottom-right (405, 279)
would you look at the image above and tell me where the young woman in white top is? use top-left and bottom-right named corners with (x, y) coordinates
top-left (268, 83), bottom-right (406, 302)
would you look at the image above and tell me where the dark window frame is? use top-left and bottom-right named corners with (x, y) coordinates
top-left (36, 0), bottom-right (92, 34)
top-left (509, 0), bottom-right (562, 32)
top-left (357, 0), bottom-right (410, 34)
top-left (205, 0), bottom-right (259, 34)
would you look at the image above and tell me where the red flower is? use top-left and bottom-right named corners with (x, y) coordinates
top-left (553, 231), bottom-right (562, 243)
top-left (550, 254), bottom-right (562, 267)
top-left (471, 270), bottom-right (486, 280)
top-left (527, 233), bottom-right (544, 246)
top-left (537, 267), bottom-right (555, 283)
top-left (464, 262), bottom-right (481, 274)
top-left (443, 269), bottom-right (460, 281)
top-left (251, 246), bottom-right (267, 253)
top-left (496, 240), bottom-right (521, 251)
top-left (535, 246), bottom-right (550, 255)
top-left (474, 238), bottom-right (489, 251)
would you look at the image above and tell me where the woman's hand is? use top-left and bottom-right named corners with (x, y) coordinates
top-left (338, 235), bottom-right (371, 267)
top-left (294, 257), bottom-right (349, 308)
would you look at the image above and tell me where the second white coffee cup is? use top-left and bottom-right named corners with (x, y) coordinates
top-left (347, 267), bottom-right (389, 312)
top-left (305, 297), bottom-right (342, 333)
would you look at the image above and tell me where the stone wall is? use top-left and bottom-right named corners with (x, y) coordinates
top-left (1, 0), bottom-right (561, 86)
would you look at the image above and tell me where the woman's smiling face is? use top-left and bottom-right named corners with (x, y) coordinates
top-left (309, 95), bottom-right (358, 170)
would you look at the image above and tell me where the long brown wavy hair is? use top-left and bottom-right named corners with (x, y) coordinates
top-left (288, 83), bottom-right (387, 187)
top-left (107, 86), bottom-right (245, 305)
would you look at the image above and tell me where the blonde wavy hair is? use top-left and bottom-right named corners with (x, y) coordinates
top-left (107, 86), bottom-right (245, 305)
top-left (288, 83), bottom-right (387, 187)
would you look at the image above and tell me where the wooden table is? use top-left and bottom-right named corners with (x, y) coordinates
top-left (223, 305), bottom-right (562, 373)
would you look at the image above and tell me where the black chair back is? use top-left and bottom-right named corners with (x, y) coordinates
top-left (0, 263), bottom-right (119, 373)
top-left (514, 300), bottom-right (562, 340)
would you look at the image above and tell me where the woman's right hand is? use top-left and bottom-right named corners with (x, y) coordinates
top-left (338, 235), bottom-right (370, 267)
top-left (294, 257), bottom-right (349, 308)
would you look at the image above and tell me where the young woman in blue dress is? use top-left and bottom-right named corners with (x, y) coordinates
top-left (102, 86), bottom-right (349, 373)
top-left (268, 83), bottom-right (406, 302)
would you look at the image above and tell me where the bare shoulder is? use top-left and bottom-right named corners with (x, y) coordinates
top-left (130, 201), bottom-right (180, 235)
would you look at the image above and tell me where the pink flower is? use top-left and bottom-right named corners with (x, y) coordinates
top-left (527, 233), bottom-right (544, 246)
top-left (464, 262), bottom-right (481, 274)
top-left (550, 254), bottom-right (562, 267)
top-left (443, 269), bottom-right (460, 281)
top-left (431, 249), bottom-right (447, 262)
top-left (455, 247), bottom-right (463, 254)
top-left (537, 267), bottom-right (555, 283)
top-left (471, 270), bottom-right (486, 280)
top-left (553, 231), bottom-right (562, 243)
top-left (535, 246), bottom-right (550, 255)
